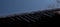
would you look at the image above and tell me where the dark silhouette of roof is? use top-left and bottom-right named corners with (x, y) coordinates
top-left (0, 8), bottom-right (60, 26)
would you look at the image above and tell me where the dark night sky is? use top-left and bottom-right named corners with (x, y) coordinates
top-left (0, 0), bottom-right (60, 16)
